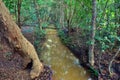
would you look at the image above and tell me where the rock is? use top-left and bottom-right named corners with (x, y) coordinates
top-left (48, 39), bottom-right (52, 43)
top-left (88, 78), bottom-right (92, 80)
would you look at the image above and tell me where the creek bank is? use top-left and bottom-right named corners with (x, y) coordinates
top-left (58, 30), bottom-right (98, 79)
top-left (67, 45), bottom-right (120, 80)
top-left (58, 29), bottom-right (120, 80)
top-left (65, 45), bottom-right (98, 80)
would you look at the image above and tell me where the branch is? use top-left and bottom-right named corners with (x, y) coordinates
top-left (108, 47), bottom-right (120, 75)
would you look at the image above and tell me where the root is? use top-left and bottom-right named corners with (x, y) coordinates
top-left (30, 62), bottom-right (44, 79)
top-left (108, 47), bottom-right (120, 75)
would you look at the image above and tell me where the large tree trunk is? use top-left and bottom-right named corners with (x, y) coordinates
top-left (0, 0), bottom-right (43, 79)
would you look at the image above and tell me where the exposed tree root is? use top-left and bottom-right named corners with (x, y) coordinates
top-left (108, 47), bottom-right (120, 75)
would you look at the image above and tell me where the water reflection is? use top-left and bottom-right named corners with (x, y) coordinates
top-left (40, 29), bottom-right (90, 80)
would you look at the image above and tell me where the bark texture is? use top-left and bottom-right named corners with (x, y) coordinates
top-left (88, 0), bottom-right (96, 66)
top-left (0, 0), bottom-right (43, 79)
top-left (17, 0), bottom-right (22, 28)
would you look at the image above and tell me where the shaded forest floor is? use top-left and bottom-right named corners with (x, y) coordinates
top-left (0, 39), bottom-right (31, 80)
top-left (64, 31), bottom-right (120, 80)
top-left (94, 50), bottom-right (120, 80)
top-left (0, 27), bottom-right (52, 80)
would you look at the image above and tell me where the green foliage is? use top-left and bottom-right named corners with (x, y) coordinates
top-left (54, 0), bottom-right (120, 52)
top-left (96, 33), bottom-right (120, 51)
top-left (58, 30), bottom-right (72, 46)
top-left (3, 0), bottom-right (17, 13)
top-left (3, 0), bottom-right (120, 56)
top-left (34, 27), bottom-right (46, 52)
top-left (95, 0), bottom-right (120, 50)
top-left (41, 22), bottom-right (49, 28)
top-left (88, 66), bottom-right (99, 77)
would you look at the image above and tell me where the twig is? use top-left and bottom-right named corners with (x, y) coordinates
top-left (108, 47), bottom-right (120, 75)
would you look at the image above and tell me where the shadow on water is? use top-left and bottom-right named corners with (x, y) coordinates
top-left (40, 27), bottom-right (90, 80)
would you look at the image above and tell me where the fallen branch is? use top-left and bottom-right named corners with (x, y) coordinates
top-left (108, 47), bottom-right (120, 75)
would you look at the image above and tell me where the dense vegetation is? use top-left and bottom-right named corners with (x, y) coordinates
top-left (2, 0), bottom-right (120, 79)
top-left (3, 0), bottom-right (120, 50)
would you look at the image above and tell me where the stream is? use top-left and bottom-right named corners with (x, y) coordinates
top-left (40, 28), bottom-right (90, 80)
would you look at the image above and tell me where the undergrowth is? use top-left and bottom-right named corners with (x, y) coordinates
top-left (58, 30), bottom-right (72, 47)
top-left (34, 27), bottom-right (46, 54)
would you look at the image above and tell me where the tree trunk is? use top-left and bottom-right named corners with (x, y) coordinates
top-left (88, 0), bottom-right (96, 66)
top-left (60, 0), bottom-right (64, 28)
top-left (33, 0), bottom-right (42, 30)
top-left (14, 1), bottom-right (17, 22)
top-left (0, 0), bottom-right (43, 79)
top-left (17, 0), bottom-right (22, 28)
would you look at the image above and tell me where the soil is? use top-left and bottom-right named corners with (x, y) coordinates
top-left (69, 46), bottom-right (120, 80)
top-left (0, 38), bottom-right (31, 80)
top-left (65, 31), bottom-right (120, 80)
top-left (0, 26), bottom-right (52, 80)
top-left (95, 50), bottom-right (120, 80)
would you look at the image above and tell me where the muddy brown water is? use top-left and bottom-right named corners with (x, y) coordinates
top-left (40, 28), bottom-right (90, 80)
